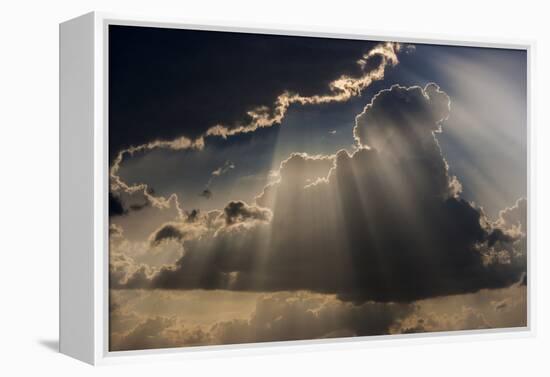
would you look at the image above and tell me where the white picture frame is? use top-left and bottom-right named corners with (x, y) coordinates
top-left (59, 11), bottom-right (535, 365)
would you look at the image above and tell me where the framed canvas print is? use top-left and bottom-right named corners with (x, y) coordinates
top-left (59, 12), bottom-right (533, 365)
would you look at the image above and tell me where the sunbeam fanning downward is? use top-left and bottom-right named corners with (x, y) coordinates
top-left (114, 84), bottom-right (526, 305)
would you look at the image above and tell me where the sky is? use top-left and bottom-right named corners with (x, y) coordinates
top-left (108, 25), bottom-right (527, 351)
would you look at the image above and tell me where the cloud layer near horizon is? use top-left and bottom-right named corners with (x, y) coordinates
top-left (109, 284), bottom-right (527, 351)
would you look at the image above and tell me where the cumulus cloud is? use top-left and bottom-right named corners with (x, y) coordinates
top-left (109, 224), bottom-right (188, 288)
top-left (110, 202), bottom-right (270, 290)
top-left (256, 152), bottom-right (335, 207)
top-left (353, 83), bottom-right (450, 152)
top-left (222, 200), bottom-right (272, 225)
top-left (146, 201), bottom-right (271, 247)
top-left (148, 210), bottom-right (215, 246)
top-left (116, 84), bottom-right (526, 303)
top-left (496, 198), bottom-right (527, 237)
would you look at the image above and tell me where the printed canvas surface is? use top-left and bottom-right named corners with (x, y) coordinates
top-left (108, 25), bottom-right (528, 351)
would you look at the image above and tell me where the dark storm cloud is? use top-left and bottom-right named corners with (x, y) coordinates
top-left (115, 84), bottom-right (527, 303)
top-left (109, 25), bottom-right (381, 157)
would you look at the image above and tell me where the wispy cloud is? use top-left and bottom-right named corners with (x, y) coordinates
top-left (110, 42), bottom-right (405, 214)
top-left (198, 161), bottom-right (236, 199)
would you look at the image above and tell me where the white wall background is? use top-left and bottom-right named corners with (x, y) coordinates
top-left (0, 0), bottom-right (547, 375)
